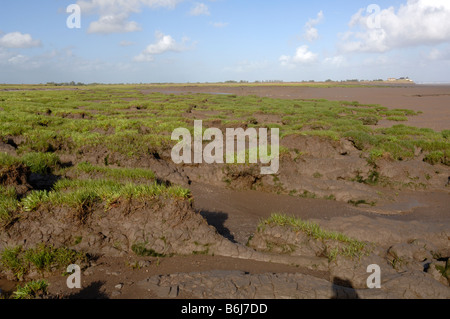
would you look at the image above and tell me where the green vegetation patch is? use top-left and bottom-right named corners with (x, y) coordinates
top-left (0, 185), bottom-right (19, 225)
top-left (0, 152), bottom-right (22, 167)
top-left (21, 178), bottom-right (191, 213)
top-left (131, 242), bottom-right (166, 257)
top-left (12, 280), bottom-right (49, 299)
top-left (75, 162), bottom-right (156, 180)
top-left (21, 152), bottom-right (61, 174)
top-left (258, 213), bottom-right (372, 260)
top-left (1, 152), bottom-right (61, 175)
top-left (0, 85), bottom-right (448, 166)
top-left (0, 244), bottom-right (86, 280)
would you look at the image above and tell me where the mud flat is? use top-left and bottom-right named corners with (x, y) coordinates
top-left (0, 84), bottom-right (448, 299)
top-left (142, 84), bottom-right (450, 131)
top-left (1, 147), bottom-right (448, 299)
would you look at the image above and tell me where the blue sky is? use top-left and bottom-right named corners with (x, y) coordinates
top-left (1, 0), bottom-right (449, 83)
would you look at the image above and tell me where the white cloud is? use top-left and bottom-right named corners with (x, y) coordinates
top-left (145, 32), bottom-right (182, 54)
top-left (134, 31), bottom-right (190, 62)
top-left (77, 0), bottom-right (183, 34)
top-left (0, 32), bottom-right (41, 48)
top-left (88, 14), bottom-right (141, 34)
top-left (340, 0), bottom-right (450, 53)
top-left (189, 3), bottom-right (210, 16)
top-left (280, 45), bottom-right (318, 67)
top-left (304, 11), bottom-right (324, 42)
top-left (77, 0), bottom-right (182, 14)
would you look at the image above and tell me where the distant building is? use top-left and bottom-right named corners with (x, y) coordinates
top-left (387, 77), bottom-right (414, 83)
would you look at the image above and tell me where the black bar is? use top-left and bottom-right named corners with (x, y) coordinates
top-left (1, 299), bottom-right (443, 317)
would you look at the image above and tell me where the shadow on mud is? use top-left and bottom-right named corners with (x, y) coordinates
top-left (199, 210), bottom-right (237, 243)
top-left (67, 281), bottom-right (108, 299)
top-left (331, 277), bottom-right (360, 299)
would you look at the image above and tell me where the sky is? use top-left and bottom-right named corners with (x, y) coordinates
top-left (1, 0), bottom-right (450, 84)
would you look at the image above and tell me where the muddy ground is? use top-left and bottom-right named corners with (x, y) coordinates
top-left (141, 84), bottom-right (450, 131)
top-left (0, 85), bottom-right (449, 299)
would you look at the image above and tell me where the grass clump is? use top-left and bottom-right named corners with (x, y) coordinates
top-left (298, 190), bottom-right (317, 198)
top-left (0, 246), bottom-right (27, 280)
top-left (1, 151), bottom-right (60, 175)
top-left (0, 152), bottom-right (21, 167)
top-left (21, 152), bottom-right (61, 174)
top-left (20, 178), bottom-right (191, 214)
top-left (258, 213), bottom-right (371, 260)
top-left (21, 190), bottom-right (50, 212)
top-left (423, 151), bottom-right (447, 165)
top-left (0, 185), bottom-right (19, 226)
top-left (343, 124), bottom-right (449, 164)
top-left (131, 242), bottom-right (166, 257)
top-left (24, 244), bottom-right (85, 273)
top-left (0, 244), bottom-right (86, 280)
top-left (386, 116), bottom-right (408, 122)
top-left (12, 280), bottom-right (48, 299)
top-left (20, 130), bottom-right (65, 153)
top-left (359, 116), bottom-right (379, 125)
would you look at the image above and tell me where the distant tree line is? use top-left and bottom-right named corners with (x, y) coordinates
top-left (45, 81), bottom-right (128, 86)
top-left (46, 81), bottom-right (88, 86)
top-left (225, 80), bottom-right (285, 84)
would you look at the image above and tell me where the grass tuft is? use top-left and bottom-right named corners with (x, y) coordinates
top-left (0, 244), bottom-right (86, 280)
top-left (131, 242), bottom-right (166, 257)
top-left (20, 178), bottom-right (191, 214)
top-left (21, 152), bottom-right (61, 174)
top-left (258, 213), bottom-right (372, 260)
top-left (0, 185), bottom-right (19, 225)
top-left (12, 280), bottom-right (48, 299)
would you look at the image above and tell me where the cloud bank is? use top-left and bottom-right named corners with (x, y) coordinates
top-left (77, 0), bottom-right (183, 34)
top-left (340, 0), bottom-right (450, 53)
